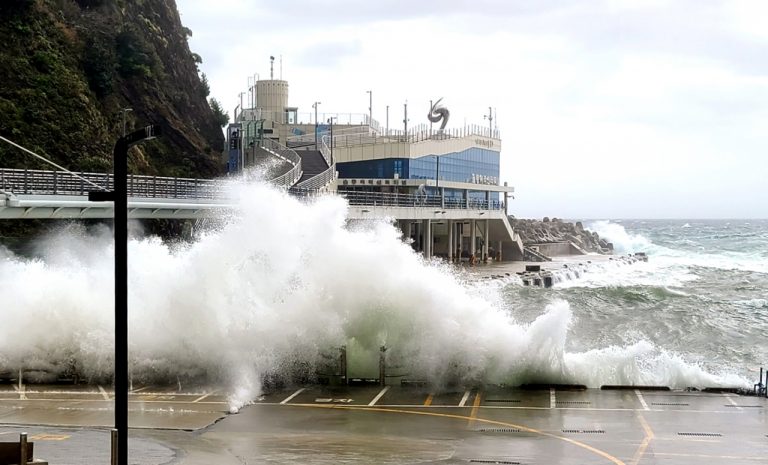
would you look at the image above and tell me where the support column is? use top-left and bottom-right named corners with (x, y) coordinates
top-left (407, 221), bottom-right (413, 248)
top-left (470, 220), bottom-right (477, 260)
top-left (457, 223), bottom-right (463, 262)
top-left (423, 219), bottom-right (432, 259)
top-left (483, 219), bottom-right (490, 262)
top-left (447, 219), bottom-right (453, 263)
top-left (497, 240), bottom-right (503, 261)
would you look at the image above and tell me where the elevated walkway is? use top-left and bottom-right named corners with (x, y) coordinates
top-left (296, 150), bottom-right (328, 185)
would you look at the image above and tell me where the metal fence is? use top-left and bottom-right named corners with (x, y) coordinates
top-left (0, 168), bottom-right (227, 199)
top-left (260, 139), bottom-right (303, 188)
top-left (290, 189), bottom-right (503, 211)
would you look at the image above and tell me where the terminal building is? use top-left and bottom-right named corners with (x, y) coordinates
top-left (225, 64), bottom-right (522, 262)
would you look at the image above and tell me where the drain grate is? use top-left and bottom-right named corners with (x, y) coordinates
top-left (556, 401), bottom-right (591, 405)
top-left (651, 402), bottom-right (689, 406)
top-left (677, 432), bottom-right (722, 437)
top-left (477, 428), bottom-right (521, 433)
top-left (469, 460), bottom-right (520, 465)
top-left (485, 399), bottom-right (522, 403)
top-left (562, 429), bottom-right (605, 434)
top-left (724, 404), bottom-right (763, 408)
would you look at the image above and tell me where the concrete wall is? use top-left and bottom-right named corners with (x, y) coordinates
top-left (528, 242), bottom-right (584, 257)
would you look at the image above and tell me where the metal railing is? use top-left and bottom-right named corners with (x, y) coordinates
top-left (293, 134), bottom-right (336, 191)
top-left (260, 139), bottom-right (302, 188)
top-left (0, 168), bottom-right (227, 199)
top-left (1, 168), bottom-right (500, 211)
top-left (290, 189), bottom-right (503, 211)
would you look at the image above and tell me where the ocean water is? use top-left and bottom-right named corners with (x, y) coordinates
top-left (0, 183), bottom-right (765, 409)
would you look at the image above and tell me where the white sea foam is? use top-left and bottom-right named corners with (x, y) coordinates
top-left (0, 184), bottom-right (750, 411)
top-left (586, 220), bottom-right (768, 274)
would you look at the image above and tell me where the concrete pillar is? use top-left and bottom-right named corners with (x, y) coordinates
top-left (440, 187), bottom-right (445, 209)
top-left (483, 219), bottom-right (490, 262)
top-left (457, 223), bottom-right (463, 261)
top-left (423, 219), bottom-right (432, 259)
top-left (407, 221), bottom-right (413, 247)
top-left (465, 189), bottom-right (470, 209)
top-left (497, 240), bottom-right (503, 261)
top-left (470, 220), bottom-right (477, 259)
top-left (447, 219), bottom-right (453, 262)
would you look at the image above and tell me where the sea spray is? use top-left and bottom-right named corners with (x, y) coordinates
top-left (0, 183), bottom-right (752, 412)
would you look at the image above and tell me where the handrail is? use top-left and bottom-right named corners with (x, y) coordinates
top-left (1, 166), bottom-right (503, 211)
top-left (0, 168), bottom-right (227, 199)
top-left (290, 189), bottom-right (503, 211)
top-left (293, 134), bottom-right (335, 191)
top-left (260, 139), bottom-right (302, 188)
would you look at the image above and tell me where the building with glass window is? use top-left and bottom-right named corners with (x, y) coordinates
top-left (226, 70), bottom-right (521, 261)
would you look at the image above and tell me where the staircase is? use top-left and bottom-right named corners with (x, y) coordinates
top-left (296, 150), bottom-right (329, 184)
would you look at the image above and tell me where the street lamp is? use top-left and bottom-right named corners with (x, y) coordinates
top-left (327, 116), bottom-right (336, 164)
top-left (121, 108), bottom-right (132, 136)
top-left (312, 101), bottom-right (322, 149)
top-left (366, 90), bottom-right (372, 126)
top-left (89, 125), bottom-right (161, 465)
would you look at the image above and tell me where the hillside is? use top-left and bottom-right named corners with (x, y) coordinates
top-left (0, 0), bottom-right (225, 178)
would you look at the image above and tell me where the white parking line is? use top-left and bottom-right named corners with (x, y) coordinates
top-left (459, 390), bottom-right (471, 407)
top-left (193, 391), bottom-right (218, 403)
top-left (280, 388), bottom-right (306, 405)
top-left (368, 386), bottom-right (390, 406)
top-left (549, 388), bottom-right (556, 409)
top-left (635, 389), bottom-right (650, 411)
top-left (724, 394), bottom-right (742, 411)
top-left (98, 386), bottom-right (110, 401)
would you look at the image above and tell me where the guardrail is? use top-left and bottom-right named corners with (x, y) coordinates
top-left (291, 189), bottom-right (503, 211)
top-left (0, 168), bottom-right (227, 199)
top-left (260, 139), bottom-right (302, 188)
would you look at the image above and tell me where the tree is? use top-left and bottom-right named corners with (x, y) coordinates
top-left (209, 98), bottom-right (228, 127)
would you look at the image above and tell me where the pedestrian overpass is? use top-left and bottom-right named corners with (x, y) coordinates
top-left (0, 167), bottom-right (522, 260)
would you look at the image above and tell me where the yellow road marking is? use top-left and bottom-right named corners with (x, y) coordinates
top-left (468, 391), bottom-right (482, 428)
top-left (423, 394), bottom-right (434, 406)
top-left (290, 403), bottom-right (626, 465)
top-left (631, 412), bottom-right (654, 465)
top-left (30, 434), bottom-right (69, 441)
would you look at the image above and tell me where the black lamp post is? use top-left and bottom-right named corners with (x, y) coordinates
top-left (90, 125), bottom-right (161, 465)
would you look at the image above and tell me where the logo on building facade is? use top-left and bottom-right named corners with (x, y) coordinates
top-left (427, 98), bottom-right (450, 132)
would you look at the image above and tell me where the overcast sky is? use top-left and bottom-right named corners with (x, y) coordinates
top-left (178, 0), bottom-right (767, 219)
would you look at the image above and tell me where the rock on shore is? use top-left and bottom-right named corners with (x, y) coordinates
top-left (509, 217), bottom-right (614, 254)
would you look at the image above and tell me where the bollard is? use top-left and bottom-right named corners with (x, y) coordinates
top-left (111, 429), bottom-right (118, 465)
top-left (379, 346), bottom-right (387, 387)
top-left (20, 432), bottom-right (27, 465)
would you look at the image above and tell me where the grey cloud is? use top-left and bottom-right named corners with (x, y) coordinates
top-left (295, 40), bottom-right (362, 67)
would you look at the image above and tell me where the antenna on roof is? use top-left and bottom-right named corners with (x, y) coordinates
top-left (270, 56), bottom-right (275, 80)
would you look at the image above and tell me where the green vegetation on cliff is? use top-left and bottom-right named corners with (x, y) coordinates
top-left (0, 0), bottom-right (225, 178)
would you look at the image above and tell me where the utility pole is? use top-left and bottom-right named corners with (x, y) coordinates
top-left (366, 90), bottom-right (372, 126)
top-left (403, 102), bottom-right (408, 138)
top-left (484, 106), bottom-right (493, 137)
top-left (121, 108), bottom-right (132, 136)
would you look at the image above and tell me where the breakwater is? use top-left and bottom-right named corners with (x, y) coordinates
top-left (510, 217), bottom-right (614, 255)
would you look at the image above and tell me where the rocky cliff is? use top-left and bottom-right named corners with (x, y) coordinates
top-left (509, 217), bottom-right (614, 254)
top-left (0, 0), bottom-right (224, 177)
